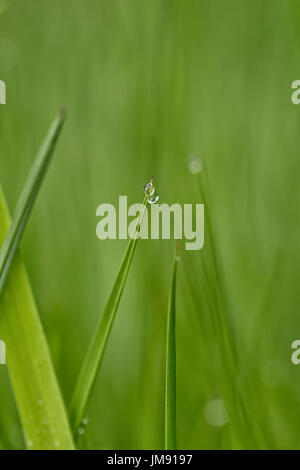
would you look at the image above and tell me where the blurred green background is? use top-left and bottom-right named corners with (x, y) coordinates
top-left (1, 0), bottom-right (300, 450)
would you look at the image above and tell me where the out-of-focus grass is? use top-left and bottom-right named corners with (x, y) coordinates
top-left (0, 110), bottom-right (65, 296)
top-left (0, 187), bottom-right (74, 450)
top-left (0, 111), bottom-right (74, 450)
top-left (165, 251), bottom-right (179, 450)
top-left (0, 0), bottom-right (300, 449)
top-left (69, 191), bottom-right (149, 434)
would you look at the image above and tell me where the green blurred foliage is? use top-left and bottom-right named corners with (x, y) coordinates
top-left (0, 0), bottom-right (300, 449)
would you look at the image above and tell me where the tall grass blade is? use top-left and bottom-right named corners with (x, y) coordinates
top-left (0, 109), bottom-right (65, 297)
top-left (0, 187), bottom-right (74, 449)
top-left (164, 250), bottom-right (179, 450)
top-left (69, 191), bottom-right (150, 433)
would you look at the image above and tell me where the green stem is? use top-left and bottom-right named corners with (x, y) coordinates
top-left (165, 251), bottom-right (179, 450)
top-left (69, 192), bottom-right (149, 433)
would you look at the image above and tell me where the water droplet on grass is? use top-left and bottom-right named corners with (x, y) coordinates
top-left (204, 398), bottom-right (229, 427)
top-left (187, 154), bottom-right (203, 174)
top-left (144, 177), bottom-right (159, 204)
top-left (148, 193), bottom-right (159, 204)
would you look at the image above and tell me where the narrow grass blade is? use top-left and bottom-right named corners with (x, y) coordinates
top-left (69, 192), bottom-right (149, 433)
top-left (0, 109), bottom-right (65, 297)
top-left (165, 250), bottom-right (179, 450)
top-left (0, 0), bottom-right (9, 16)
top-left (0, 188), bottom-right (74, 449)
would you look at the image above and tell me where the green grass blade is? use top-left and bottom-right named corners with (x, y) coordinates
top-left (69, 192), bottom-right (149, 433)
top-left (0, 0), bottom-right (9, 16)
top-left (164, 250), bottom-right (179, 450)
top-left (0, 187), bottom-right (75, 449)
top-left (0, 109), bottom-right (65, 297)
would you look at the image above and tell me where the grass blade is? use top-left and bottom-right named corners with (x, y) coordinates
top-left (0, 187), bottom-right (74, 449)
top-left (0, 109), bottom-right (65, 297)
top-left (165, 250), bottom-right (179, 450)
top-left (69, 191), bottom-right (150, 433)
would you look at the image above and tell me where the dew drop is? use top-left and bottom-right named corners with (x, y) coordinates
top-left (144, 182), bottom-right (153, 195)
top-left (144, 177), bottom-right (159, 205)
top-left (187, 154), bottom-right (203, 175)
top-left (78, 427), bottom-right (85, 435)
top-left (148, 193), bottom-right (159, 204)
top-left (204, 398), bottom-right (229, 427)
